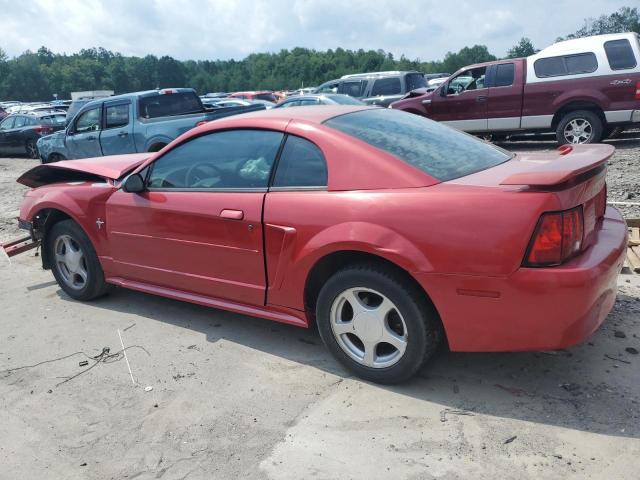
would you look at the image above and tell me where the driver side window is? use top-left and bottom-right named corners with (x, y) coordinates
top-left (75, 107), bottom-right (101, 133)
top-left (147, 129), bottom-right (284, 190)
top-left (447, 66), bottom-right (487, 95)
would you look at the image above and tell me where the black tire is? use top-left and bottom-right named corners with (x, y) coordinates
top-left (47, 153), bottom-right (66, 164)
top-left (46, 220), bottom-right (109, 301)
top-left (26, 139), bottom-right (39, 159)
top-left (316, 264), bottom-right (442, 384)
top-left (556, 110), bottom-right (603, 145)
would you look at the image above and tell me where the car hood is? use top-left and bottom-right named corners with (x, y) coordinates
top-left (17, 153), bottom-right (150, 188)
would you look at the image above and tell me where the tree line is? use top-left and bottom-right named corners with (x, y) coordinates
top-left (0, 7), bottom-right (637, 101)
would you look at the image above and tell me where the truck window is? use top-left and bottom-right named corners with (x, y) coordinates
top-left (534, 53), bottom-right (598, 77)
top-left (139, 92), bottom-right (203, 119)
top-left (494, 64), bottom-right (515, 87)
top-left (405, 73), bottom-right (427, 91)
top-left (75, 108), bottom-right (101, 133)
top-left (604, 39), bottom-right (637, 70)
top-left (371, 77), bottom-right (402, 96)
top-left (339, 81), bottom-right (366, 97)
top-left (105, 104), bottom-right (130, 129)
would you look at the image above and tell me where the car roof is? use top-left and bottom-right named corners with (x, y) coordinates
top-left (209, 105), bottom-right (371, 127)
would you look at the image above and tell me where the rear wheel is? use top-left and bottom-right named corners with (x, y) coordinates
top-left (556, 110), bottom-right (603, 145)
top-left (47, 220), bottom-right (109, 301)
top-left (316, 264), bottom-right (442, 384)
top-left (25, 140), bottom-right (38, 159)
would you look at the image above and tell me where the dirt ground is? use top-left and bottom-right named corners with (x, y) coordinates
top-left (1, 136), bottom-right (640, 480)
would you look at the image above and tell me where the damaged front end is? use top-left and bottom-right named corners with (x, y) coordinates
top-left (1, 219), bottom-right (40, 258)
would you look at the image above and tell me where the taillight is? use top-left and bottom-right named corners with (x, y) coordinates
top-left (636, 81), bottom-right (640, 100)
top-left (33, 125), bottom-right (53, 135)
top-left (524, 206), bottom-right (584, 267)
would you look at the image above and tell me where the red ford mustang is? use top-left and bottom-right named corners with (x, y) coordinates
top-left (8, 106), bottom-right (627, 383)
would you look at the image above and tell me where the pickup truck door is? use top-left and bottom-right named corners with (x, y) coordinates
top-left (429, 66), bottom-right (489, 132)
top-left (100, 101), bottom-right (135, 156)
top-left (66, 106), bottom-right (103, 159)
top-left (105, 129), bottom-right (284, 307)
top-left (486, 62), bottom-right (523, 130)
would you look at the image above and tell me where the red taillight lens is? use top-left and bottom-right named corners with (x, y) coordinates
top-left (524, 206), bottom-right (584, 267)
top-left (33, 125), bottom-right (53, 135)
top-left (635, 81), bottom-right (640, 100)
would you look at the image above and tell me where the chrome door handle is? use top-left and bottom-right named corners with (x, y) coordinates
top-left (220, 209), bottom-right (244, 220)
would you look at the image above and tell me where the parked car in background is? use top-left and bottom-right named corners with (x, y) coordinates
top-left (391, 32), bottom-right (640, 144)
top-left (274, 94), bottom-right (365, 108)
top-left (203, 98), bottom-right (275, 109)
top-left (11, 106), bottom-right (625, 384)
top-left (229, 91), bottom-right (278, 102)
top-left (0, 112), bottom-right (66, 158)
top-left (314, 71), bottom-right (427, 107)
top-left (37, 88), bottom-right (266, 163)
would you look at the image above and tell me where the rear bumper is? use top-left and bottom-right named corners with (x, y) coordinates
top-left (416, 207), bottom-right (627, 352)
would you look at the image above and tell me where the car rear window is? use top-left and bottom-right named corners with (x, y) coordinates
top-left (534, 53), bottom-right (598, 77)
top-left (604, 39), bottom-right (637, 70)
top-left (41, 115), bottom-right (66, 125)
top-left (324, 109), bottom-right (511, 182)
top-left (139, 92), bottom-right (203, 119)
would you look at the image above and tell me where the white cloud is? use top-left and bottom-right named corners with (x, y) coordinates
top-left (0, 0), bottom-right (632, 61)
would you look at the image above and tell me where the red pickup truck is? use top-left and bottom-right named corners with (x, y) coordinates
top-left (391, 32), bottom-right (640, 144)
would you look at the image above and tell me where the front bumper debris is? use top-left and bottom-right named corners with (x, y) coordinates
top-left (1, 235), bottom-right (39, 258)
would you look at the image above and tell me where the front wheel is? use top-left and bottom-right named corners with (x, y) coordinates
top-left (47, 220), bottom-right (109, 301)
top-left (556, 110), bottom-right (603, 145)
top-left (316, 264), bottom-right (442, 384)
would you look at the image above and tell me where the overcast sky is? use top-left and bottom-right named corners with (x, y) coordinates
top-left (0, 0), bottom-right (631, 62)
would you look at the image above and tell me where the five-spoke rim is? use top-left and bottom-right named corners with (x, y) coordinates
top-left (26, 141), bottom-right (38, 159)
top-left (54, 234), bottom-right (88, 290)
top-left (330, 287), bottom-right (408, 369)
top-left (564, 118), bottom-right (593, 144)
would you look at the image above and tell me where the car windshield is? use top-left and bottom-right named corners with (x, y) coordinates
top-left (329, 95), bottom-right (364, 105)
top-left (324, 109), bottom-right (512, 181)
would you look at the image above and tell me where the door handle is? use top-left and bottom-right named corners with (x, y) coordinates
top-left (476, 96), bottom-right (487, 103)
top-left (84, 135), bottom-right (96, 140)
top-left (220, 209), bottom-right (244, 220)
top-left (117, 131), bottom-right (129, 138)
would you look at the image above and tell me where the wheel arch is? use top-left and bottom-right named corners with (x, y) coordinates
top-left (303, 250), bottom-right (445, 338)
top-left (551, 100), bottom-right (606, 130)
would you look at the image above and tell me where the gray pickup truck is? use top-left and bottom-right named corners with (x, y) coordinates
top-left (37, 88), bottom-right (264, 163)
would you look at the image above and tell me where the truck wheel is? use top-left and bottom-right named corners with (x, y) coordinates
top-left (556, 110), bottom-right (603, 145)
top-left (47, 220), bottom-right (109, 301)
top-left (316, 264), bottom-right (442, 384)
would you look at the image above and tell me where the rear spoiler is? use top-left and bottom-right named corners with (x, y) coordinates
top-left (500, 144), bottom-right (613, 188)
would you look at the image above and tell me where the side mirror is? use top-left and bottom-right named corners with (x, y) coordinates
top-left (122, 173), bottom-right (145, 193)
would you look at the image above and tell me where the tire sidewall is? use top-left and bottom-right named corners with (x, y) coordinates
top-left (556, 110), bottom-right (603, 145)
top-left (47, 220), bottom-right (105, 301)
top-left (316, 267), bottom-right (433, 384)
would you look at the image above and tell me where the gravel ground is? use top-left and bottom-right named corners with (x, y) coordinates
top-left (0, 138), bottom-right (639, 479)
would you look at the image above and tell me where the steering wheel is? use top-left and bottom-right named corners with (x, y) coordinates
top-left (185, 162), bottom-right (223, 187)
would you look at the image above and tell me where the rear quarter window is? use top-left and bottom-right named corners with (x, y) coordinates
top-left (604, 39), bottom-right (637, 70)
top-left (139, 92), bottom-right (203, 119)
top-left (324, 109), bottom-right (511, 181)
top-left (534, 53), bottom-right (598, 77)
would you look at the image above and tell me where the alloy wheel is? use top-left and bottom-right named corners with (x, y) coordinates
top-left (563, 118), bottom-right (593, 144)
top-left (330, 287), bottom-right (408, 369)
top-left (54, 234), bottom-right (88, 290)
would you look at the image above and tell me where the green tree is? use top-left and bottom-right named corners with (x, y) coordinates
top-left (440, 45), bottom-right (497, 73)
top-left (560, 6), bottom-right (640, 40)
top-left (506, 37), bottom-right (537, 58)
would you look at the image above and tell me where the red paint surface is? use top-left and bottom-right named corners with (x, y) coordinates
top-left (18, 107), bottom-right (627, 352)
